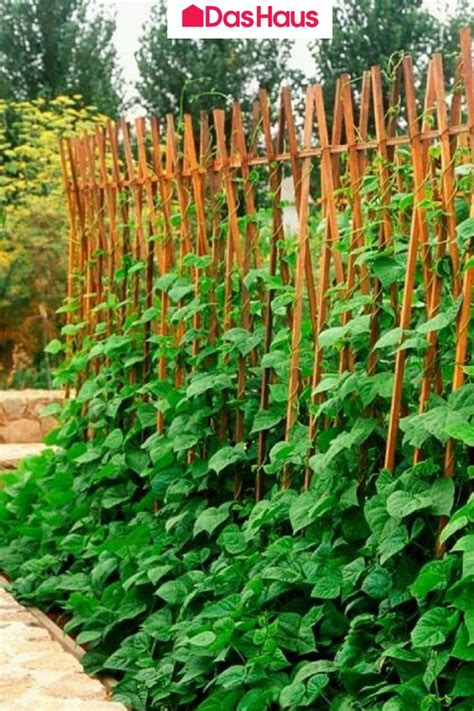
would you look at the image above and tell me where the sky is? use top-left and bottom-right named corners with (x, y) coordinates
top-left (107, 0), bottom-right (460, 108)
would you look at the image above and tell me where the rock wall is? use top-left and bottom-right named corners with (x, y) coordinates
top-left (0, 390), bottom-right (65, 444)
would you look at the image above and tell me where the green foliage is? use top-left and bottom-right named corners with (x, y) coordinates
top-left (0, 132), bottom-right (473, 711)
top-left (0, 0), bottom-right (122, 115)
top-left (0, 96), bottom-right (104, 382)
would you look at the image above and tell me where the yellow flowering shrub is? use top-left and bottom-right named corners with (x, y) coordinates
top-left (0, 96), bottom-right (105, 386)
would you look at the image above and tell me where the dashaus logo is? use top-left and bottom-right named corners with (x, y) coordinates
top-left (168, 0), bottom-right (333, 39)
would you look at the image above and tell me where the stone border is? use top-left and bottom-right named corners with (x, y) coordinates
top-left (0, 390), bottom-right (65, 444)
top-left (0, 578), bottom-right (127, 711)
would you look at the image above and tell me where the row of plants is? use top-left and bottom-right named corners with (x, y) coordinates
top-left (0, 123), bottom-right (473, 711)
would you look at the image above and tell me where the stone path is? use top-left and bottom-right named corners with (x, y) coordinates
top-left (0, 442), bottom-right (49, 470)
top-left (0, 586), bottom-right (127, 711)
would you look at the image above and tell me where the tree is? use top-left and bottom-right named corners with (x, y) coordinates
top-left (0, 0), bottom-right (122, 116)
top-left (310, 0), bottom-right (474, 107)
top-left (0, 96), bottom-right (103, 384)
top-left (136, 1), bottom-right (300, 120)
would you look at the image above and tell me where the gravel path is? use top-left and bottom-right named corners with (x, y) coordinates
top-left (0, 586), bottom-right (127, 711)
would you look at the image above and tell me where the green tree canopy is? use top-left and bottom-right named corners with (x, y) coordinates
top-left (0, 0), bottom-right (122, 116)
top-left (311, 0), bottom-right (474, 105)
top-left (136, 1), bottom-right (300, 120)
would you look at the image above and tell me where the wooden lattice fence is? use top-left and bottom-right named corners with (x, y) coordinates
top-left (60, 29), bottom-right (473, 512)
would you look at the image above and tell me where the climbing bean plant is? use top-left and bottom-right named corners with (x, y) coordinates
top-left (0, 81), bottom-right (473, 711)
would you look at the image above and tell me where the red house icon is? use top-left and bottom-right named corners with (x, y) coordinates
top-left (182, 4), bottom-right (204, 27)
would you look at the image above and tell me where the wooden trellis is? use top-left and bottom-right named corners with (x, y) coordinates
top-left (60, 28), bottom-right (473, 503)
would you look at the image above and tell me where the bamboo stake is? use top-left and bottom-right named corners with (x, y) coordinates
top-left (107, 119), bottom-right (130, 329)
top-left (230, 102), bottom-right (260, 499)
top-left (121, 118), bottom-right (145, 321)
top-left (371, 66), bottom-right (399, 322)
top-left (255, 93), bottom-right (287, 500)
top-left (66, 138), bottom-right (87, 334)
top-left (95, 126), bottom-right (118, 336)
top-left (183, 114), bottom-right (212, 364)
top-left (83, 134), bottom-right (106, 328)
top-left (432, 53), bottom-right (462, 296)
top-left (305, 84), bottom-right (346, 488)
top-left (278, 88), bottom-right (319, 335)
top-left (444, 28), bottom-right (474, 479)
top-left (413, 59), bottom-right (456, 464)
top-left (339, 73), bottom-right (370, 374)
top-left (283, 86), bottom-right (315, 489)
top-left (58, 140), bottom-right (79, 355)
top-left (384, 57), bottom-right (435, 471)
top-left (135, 117), bottom-right (156, 381)
top-left (75, 137), bottom-right (96, 338)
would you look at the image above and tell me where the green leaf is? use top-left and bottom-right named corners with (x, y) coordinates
top-left (196, 689), bottom-right (241, 711)
top-left (215, 665), bottom-right (246, 690)
top-left (374, 327), bottom-right (402, 350)
top-left (318, 326), bottom-right (347, 348)
top-left (386, 490), bottom-right (432, 518)
top-left (39, 401), bottom-right (63, 421)
top-left (280, 682), bottom-right (305, 708)
top-left (187, 373), bottom-right (233, 398)
top-left (169, 283), bottom-right (194, 302)
top-left (209, 444), bottom-right (247, 474)
top-left (218, 525), bottom-right (247, 555)
top-left (45, 338), bottom-right (63, 355)
top-left (453, 534), bottom-right (474, 552)
top-left (371, 255), bottom-right (404, 287)
top-left (172, 433), bottom-right (199, 453)
top-left (465, 610), bottom-right (474, 645)
top-left (91, 557), bottom-right (117, 587)
top-left (237, 688), bottom-right (272, 711)
top-left (311, 567), bottom-right (342, 599)
top-left (189, 631), bottom-right (216, 647)
top-left (250, 409), bottom-right (284, 434)
top-left (452, 664), bottom-right (474, 697)
top-left (269, 441), bottom-right (295, 464)
top-left (452, 624), bottom-right (474, 661)
top-left (457, 217), bottom-right (474, 244)
top-left (423, 649), bottom-right (450, 690)
top-left (103, 647), bottom-right (133, 671)
top-left (194, 503), bottom-right (231, 537)
top-left (77, 379), bottom-right (99, 403)
top-left (362, 567), bottom-right (392, 599)
top-left (76, 629), bottom-right (102, 645)
top-left (289, 492), bottom-right (333, 533)
top-left (440, 495), bottom-right (474, 544)
top-left (155, 580), bottom-right (188, 605)
top-left (445, 421), bottom-right (474, 447)
top-left (147, 565), bottom-right (172, 585)
top-left (103, 428), bottom-right (124, 451)
top-left (305, 674), bottom-right (330, 704)
top-left (378, 522), bottom-right (409, 564)
top-left (224, 328), bottom-right (261, 357)
top-left (418, 311), bottom-right (455, 334)
top-left (125, 449), bottom-right (149, 475)
top-left (75, 447), bottom-right (102, 464)
top-left (410, 560), bottom-right (450, 600)
top-left (294, 661), bottom-right (336, 683)
top-left (429, 478), bottom-right (455, 516)
top-left (410, 608), bottom-right (451, 648)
